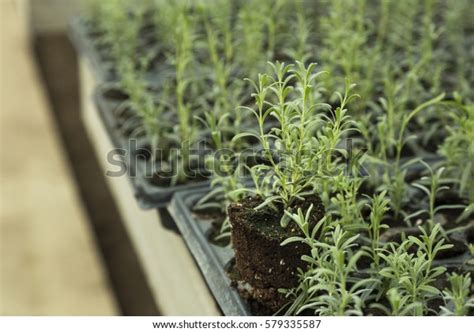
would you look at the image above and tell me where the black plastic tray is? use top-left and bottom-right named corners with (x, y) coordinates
top-left (93, 88), bottom-right (211, 209)
top-left (168, 185), bottom-right (473, 316)
top-left (168, 187), bottom-right (251, 316)
top-left (69, 18), bottom-right (174, 86)
top-left (69, 18), bottom-right (116, 82)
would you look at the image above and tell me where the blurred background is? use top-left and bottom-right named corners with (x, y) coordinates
top-left (0, 0), bottom-right (159, 315)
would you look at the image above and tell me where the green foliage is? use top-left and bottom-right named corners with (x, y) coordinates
top-left (282, 224), bottom-right (378, 316)
top-left (94, 0), bottom-right (146, 68)
top-left (406, 163), bottom-right (466, 230)
top-left (365, 191), bottom-right (390, 266)
top-left (231, 62), bottom-right (357, 227)
top-left (235, 0), bottom-right (268, 76)
top-left (370, 288), bottom-right (423, 316)
top-left (377, 224), bottom-right (452, 315)
top-left (119, 61), bottom-right (169, 157)
top-left (440, 101), bottom-right (474, 203)
top-left (440, 273), bottom-right (474, 316)
top-left (85, 0), bottom-right (474, 316)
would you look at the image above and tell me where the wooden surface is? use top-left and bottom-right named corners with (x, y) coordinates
top-left (28, 0), bottom-right (87, 34)
top-left (0, 0), bottom-right (117, 315)
top-left (79, 59), bottom-right (220, 316)
top-left (34, 33), bottom-right (160, 315)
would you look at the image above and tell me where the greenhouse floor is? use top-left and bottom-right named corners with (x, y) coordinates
top-left (0, 1), bottom-right (116, 315)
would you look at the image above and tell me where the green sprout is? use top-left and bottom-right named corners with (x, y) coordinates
top-left (231, 61), bottom-right (356, 227)
top-left (405, 163), bottom-right (465, 231)
top-left (378, 224), bottom-right (452, 315)
top-left (440, 273), bottom-right (474, 316)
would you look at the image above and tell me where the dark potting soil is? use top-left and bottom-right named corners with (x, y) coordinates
top-left (192, 207), bottom-right (225, 223)
top-left (379, 218), bottom-right (472, 259)
top-left (206, 221), bottom-right (231, 248)
top-left (227, 195), bottom-right (325, 310)
top-left (102, 87), bottom-right (129, 101)
top-left (191, 208), bottom-right (230, 247)
top-left (362, 184), bottom-right (473, 260)
top-left (146, 171), bottom-right (209, 187)
top-left (225, 258), bottom-right (285, 315)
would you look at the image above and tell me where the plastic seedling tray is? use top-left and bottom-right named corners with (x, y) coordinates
top-left (168, 187), bottom-right (251, 316)
top-left (168, 185), bottom-right (474, 316)
top-left (93, 88), bottom-right (211, 209)
top-left (69, 18), bottom-right (116, 82)
top-left (69, 18), bottom-right (174, 86)
top-left (134, 162), bottom-right (213, 209)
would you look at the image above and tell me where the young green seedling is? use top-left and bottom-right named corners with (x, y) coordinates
top-left (440, 273), bottom-right (474, 316)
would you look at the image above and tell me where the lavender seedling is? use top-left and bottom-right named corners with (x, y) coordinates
top-left (231, 61), bottom-right (356, 227)
top-left (440, 273), bottom-right (474, 316)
